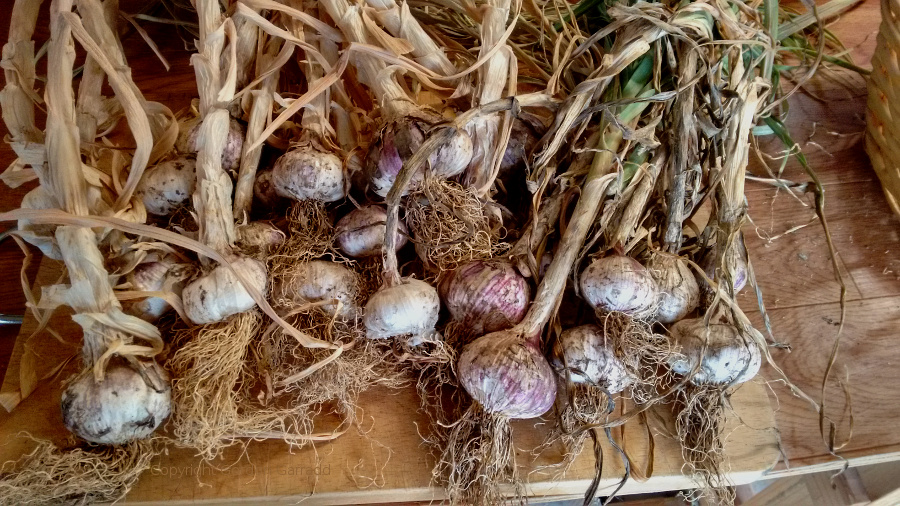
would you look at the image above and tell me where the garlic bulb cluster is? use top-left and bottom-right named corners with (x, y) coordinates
top-left (272, 146), bottom-right (346, 202)
top-left (273, 260), bottom-right (359, 317)
top-left (363, 278), bottom-right (440, 339)
top-left (335, 205), bottom-right (407, 258)
top-left (551, 324), bottom-right (634, 394)
top-left (136, 157), bottom-right (196, 216)
top-left (439, 260), bottom-right (530, 335)
top-left (177, 117), bottom-right (245, 172)
top-left (646, 252), bottom-right (700, 324)
top-left (667, 318), bottom-right (761, 385)
top-left (458, 330), bottom-right (557, 419)
top-left (580, 255), bottom-right (658, 318)
top-left (366, 119), bottom-right (473, 197)
top-left (61, 363), bottom-right (171, 445)
top-left (182, 256), bottom-right (267, 325)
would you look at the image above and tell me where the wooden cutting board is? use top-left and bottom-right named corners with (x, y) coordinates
top-left (0, 259), bottom-right (780, 504)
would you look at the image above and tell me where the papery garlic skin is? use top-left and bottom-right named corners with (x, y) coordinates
top-left (61, 363), bottom-right (171, 445)
top-left (273, 260), bottom-right (359, 317)
top-left (136, 157), bottom-right (196, 216)
top-left (667, 318), bottom-right (761, 386)
top-left (551, 324), bottom-right (634, 394)
top-left (272, 146), bottom-right (346, 203)
top-left (646, 252), bottom-right (700, 324)
top-left (183, 256), bottom-right (267, 325)
top-left (19, 186), bottom-right (62, 259)
top-left (363, 278), bottom-right (440, 339)
top-left (580, 255), bottom-right (658, 318)
top-left (458, 329), bottom-right (556, 419)
top-left (335, 205), bottom-right (407, 258)
top-left (439, 260), bottom-right (530, 335)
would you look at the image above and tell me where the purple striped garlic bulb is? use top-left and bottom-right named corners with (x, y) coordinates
top-left (667, 318), bottom-right (761, 386)
top-left (363, 278), bottom-right (440, 340)
top-left (458, 329), bottom-right (557, 419)
top-left (439, 260), bottom-right (530, 335)
top-left (551, 324), bottom-right (634, 394)
top-left (128, 256), bottom-right (188, 322)
top-left (335, 205), bottom-right (408, 258)
top-left (580, 255), bottom-right (658, 318)
top-left (646, 252), bottom-right (700, 324)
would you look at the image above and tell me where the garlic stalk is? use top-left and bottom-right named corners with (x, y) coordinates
top-left (270, 0), bottom-right (347, 204)
top-left (44, 0), bottom-right (170, 444)
top-left (364, 0), bottom-right (456, 77)
top-left (181, 0), bottom-right (267, 324)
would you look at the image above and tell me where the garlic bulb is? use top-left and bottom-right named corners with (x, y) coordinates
top-left (271, 146), bottom-right (346, 202)
top-left (177, 117), bottom-right (245, 172)
top-left (366, 119), bottom-right (473, 197)
top-left (236, 222), bottom-right (285, 253)
top-left (667, 318), bottom-right (761, 386)
top-left (128, 257), bottom-right (188, 322)
top-left (364, 278), bottom-right (440, 339)
top-left (580, 255), bottom-right (658, 318)
top-left (458, 330), bottom-right (557, 419)
top-left (335, 205), bottom-right (408, 258)
top-left (439, 260), bottom-right (530, 335)
top-left (551, 324), bottom-right (634, 394)
top-left (182, 256), bottom-right (267, 325)
top-left (136, 157), bottom-right (196, 216)
top-left (61, 362), bottom-right (171, 445)
top-left (698, 237), bottom-right (749, 297)
top-left (646, 252), bottom-right (700, 324)
top-left (273, 260), bottom-right (359, 317)
top-left (254, 169), bottom-right (286, 209)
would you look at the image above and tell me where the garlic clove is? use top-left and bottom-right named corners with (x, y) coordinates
top-left (363, 278), bottom-right (440, 339)
top-left (335, 205), bottom-right (408, 258)
top-left (580, 255), bottom-right (658, 318)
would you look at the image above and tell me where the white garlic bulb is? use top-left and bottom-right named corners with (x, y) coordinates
top-left (136, 157), bottom-right (196, 216)
top-left (580, 255), bottom-right (658, 318)
top-left (646, 252), bottom-right (700, 324)
top-left (183, 256), bottom-right (267, 325)
top-left (335, 205), bottom-right (408, 258)
top-left (272, 146), bottom-right (346, 203)
top-left (178, 117), bottom-right (245, 172)
top-left (364, 278), bottom-right (440, 339)
top-left (667, 318), bottom-right (761, 386)
top-left (61, 362), bottom-right (171, 444)
top-left (272, 260), bottom-right (359, 317)
top-left (551, 324), bottom-right (634, 394)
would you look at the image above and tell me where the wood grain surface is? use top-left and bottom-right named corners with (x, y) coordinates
top-left (0, 0), bottom-right (897, 500)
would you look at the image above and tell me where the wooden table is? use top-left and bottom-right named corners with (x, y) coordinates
top-left (0, 0), bottom-right (897, 502)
